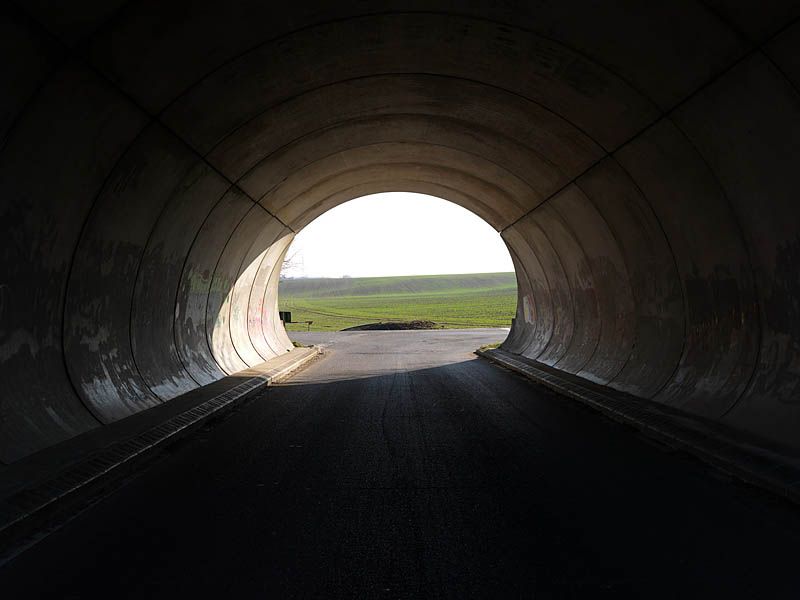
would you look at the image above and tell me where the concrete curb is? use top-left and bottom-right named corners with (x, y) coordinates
top-left (477, 348), bottom-right (800, 504)
top-left (0, 347), bottom-right (321, 557)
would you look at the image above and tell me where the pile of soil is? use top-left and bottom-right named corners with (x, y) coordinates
top-left (342, 320), bottom-right (439, 331)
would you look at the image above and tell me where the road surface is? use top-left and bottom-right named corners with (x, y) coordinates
top-left (1, 329), bottom-right (800, 598)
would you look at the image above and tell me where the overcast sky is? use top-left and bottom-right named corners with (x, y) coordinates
top-left (282, 192), bottom-right (514, 278)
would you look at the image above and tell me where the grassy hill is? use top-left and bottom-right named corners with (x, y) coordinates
top-left (279, 272), bottom-right (516, 331)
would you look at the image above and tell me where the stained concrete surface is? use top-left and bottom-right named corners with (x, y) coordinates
top-left (1, 330), bottom-right (799, 598)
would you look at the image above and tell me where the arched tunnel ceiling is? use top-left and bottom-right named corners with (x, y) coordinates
top-left (1, 1), bottom-right (799, 463)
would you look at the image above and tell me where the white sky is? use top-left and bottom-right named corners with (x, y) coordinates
top-left (282, 192), bottom-right (514, 278)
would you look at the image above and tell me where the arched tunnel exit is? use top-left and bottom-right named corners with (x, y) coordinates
top-left (1, 2), bottom-right (800, 596)
top-left (276, 192), bottom-right (518, 332)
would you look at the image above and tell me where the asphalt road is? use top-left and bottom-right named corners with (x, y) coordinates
top-left (2, 329), bottom-right (800, 598)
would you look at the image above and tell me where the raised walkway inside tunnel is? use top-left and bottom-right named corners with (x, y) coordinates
top-left (1, 330), bottom-right (799, 597)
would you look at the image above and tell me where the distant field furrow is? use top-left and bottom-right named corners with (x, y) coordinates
top-left (279, 272), bottom-right (516, 331)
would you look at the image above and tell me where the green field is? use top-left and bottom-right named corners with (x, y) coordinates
top-left (279, 272), bottom-right (517, 332)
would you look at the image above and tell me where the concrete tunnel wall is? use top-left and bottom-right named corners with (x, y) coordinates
top-left (1, 2), bottom-right (799, 463)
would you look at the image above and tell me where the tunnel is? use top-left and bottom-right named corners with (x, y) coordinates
top-left (1, 1), bottom-right (799, 468)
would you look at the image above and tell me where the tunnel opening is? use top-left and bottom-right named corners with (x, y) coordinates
top-left (276, 192), bottom-right (517, 334)
top-left (4, 5), bottom-right (800, 595)
top-left (0, 4), bottom-right (799, 468)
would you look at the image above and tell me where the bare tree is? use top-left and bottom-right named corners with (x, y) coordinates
top-left (280, 248), bottom-right (303, 279)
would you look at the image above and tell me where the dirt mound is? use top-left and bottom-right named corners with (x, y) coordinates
top-left (342, 320), bottom-right (439, 331)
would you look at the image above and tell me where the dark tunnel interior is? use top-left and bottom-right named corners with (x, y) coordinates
top-left (1, 1), bottom-right (799, 469)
